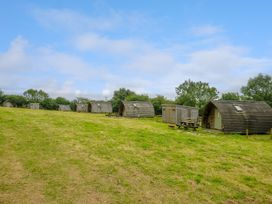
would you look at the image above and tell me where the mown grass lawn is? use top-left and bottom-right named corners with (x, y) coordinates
top-left (0, 107), bottom-right (272, 203)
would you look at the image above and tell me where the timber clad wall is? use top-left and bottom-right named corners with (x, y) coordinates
top-left (119, 101), bottom-right (155, 118)
top-left (90, 101), bottom-right (112, 113)
top-left (29, 103), bottom-right (40, 110)
top-left (203, 100), bottom-right (272, 134)
top-left (162, 104), bottom-right (199, 125)
top-left (76, 103), bottom-right (90, 112)
top-left (59, 105), bottom-right (71, 111)
top-left (2, 101), bottom-right (13, 107)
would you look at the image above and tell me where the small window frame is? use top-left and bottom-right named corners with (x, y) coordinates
top-left (234, 105), bottom-right (243, 112)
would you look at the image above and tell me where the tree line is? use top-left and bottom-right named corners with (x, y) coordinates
top-left (0, 73), bottom-right (271, 115)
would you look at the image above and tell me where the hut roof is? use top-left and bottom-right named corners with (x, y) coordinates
top-left (119, 101), bottom-right (155, 117)
top-left (90, 101), bottom-right (112, 113)
top-left (162, 104), bottom-right (198, 110)
top-left (203, 100), bottom-right (272, 134)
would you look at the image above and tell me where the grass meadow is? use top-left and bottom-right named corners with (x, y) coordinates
top-left (0, 107), bottom-right (272, 203)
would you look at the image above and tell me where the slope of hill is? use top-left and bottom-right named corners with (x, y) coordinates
top-left (0, 107), bottom-right (271, 203)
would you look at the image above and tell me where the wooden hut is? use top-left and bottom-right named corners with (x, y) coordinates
top-left (2, 101), bottom-right (13, 108)
top-left (90, 101), bottom-right (112, 113)
top-left (76, 103), bottom-right (91, 112)
top-left (58, 105), bottom-right (71, 111)
top-left (29, 103), bottom-right (40, 110)
top-left (162, 104), bottom-right (199, 127)
top-left (202, 100), bottom-right (272, 134)
top-left (118, 101), bottom-right (155, 118)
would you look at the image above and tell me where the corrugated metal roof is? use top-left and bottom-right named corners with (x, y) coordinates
top-left (203, 100), bottom-right (272, 134)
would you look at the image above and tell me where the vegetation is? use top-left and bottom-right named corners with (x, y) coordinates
top-left (0, 107), bottom-right (271, 203)
top-left (125, 93), bottom-right (149, 102)
top-left (0, 73), bottom-right (271, 112)
top-left (111, 88), bottom-right (135, 112)
top-left (4, 95), bottom-right (27, 107)
top-left (55, 97), bottom-right (70, 105)
top-left (23, 89), bottom-right (49, 103)
top-left (151, 95), bottom-right (174, 115)
top-left (221, 92), bottom-right (241, 100)
top-left (176, 80), bottom-right (219, 114)
top-left (0, 90), bottom-right (4, 104)
top-left (241, 73), bottom-right (272, 106)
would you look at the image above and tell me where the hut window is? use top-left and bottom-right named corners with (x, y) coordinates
top-left (234, 105), bottom-right (243, 112)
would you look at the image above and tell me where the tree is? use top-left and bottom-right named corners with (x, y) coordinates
top-left (0, 89), bottom-right (5, 104)
top-left (69, 97), bottom-right (90, 111)
top-left (125, 94), bottom-right (149, 101)
top-left (23, 89), bottom-right (49, 103)
top-left (55, 97), bottom-right (70, 105)
top-left (40, 98), bottom-right (58, 110)
top-left (176, 80), bottom-right (219, 114)
top-left (241, 73), bottom-right (272, 106)
top-left (4, 95), bottom-right (27, 107)
top-left (151, 95), bottom-right (174, 115)
top-left (221, 92), bottom-right (241, 100)
top-left (111, 88), bottom-right (135, 112)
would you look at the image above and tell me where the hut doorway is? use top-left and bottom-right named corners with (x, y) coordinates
top-left (118, 103), bottom-right (124, 116)
top-left (207, 107), bottom-right (222, 130)
top-left (214, 109), bottom-right (222, 130)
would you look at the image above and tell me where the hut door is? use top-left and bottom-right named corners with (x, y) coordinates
top-left (214, 109), bottom-right (222, 130)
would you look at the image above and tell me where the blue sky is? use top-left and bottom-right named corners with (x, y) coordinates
top-left (1, 0), bottom-right (271, 99)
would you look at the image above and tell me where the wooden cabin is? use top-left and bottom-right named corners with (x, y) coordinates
top-left (118, 101), bottom-right (155, 118)
top-left (162, 104), bottom-right (199, 127)
top-left (29, 103), bottom-right (40, 110)
top-left (58, 105), bottom-right (71, 111)
top-left (2, 101), bottom-right (13, 108)
top-left (202, 100), bottom-right (272, 134)
top-left (76, 103), bottom-right (91, 112)
top-left (90, 101), bottom-right (112, 113)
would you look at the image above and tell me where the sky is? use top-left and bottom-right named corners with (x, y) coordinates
top-left (1, 0), bottom-right (272, 99)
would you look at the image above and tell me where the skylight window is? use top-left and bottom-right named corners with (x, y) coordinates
top-left (234, 105), bottom-right (243, 112)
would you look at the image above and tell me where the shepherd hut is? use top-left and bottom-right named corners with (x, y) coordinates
top-left (76, 103), bottom-right (91, 112)
top-left (58, 105), bottom-right (71, 111)
top-left (90, 101), bottom-right (112, 113)
top-left (162, 104), bottom-right (199, 127)
top-left (118, 101), bottom-right (155, 118)
top-left (2, 101), bottom-right (13, 107)
top-left (202, 100), bottom-right (272, 134)
top-left (29, 103), bottom-right (40, 110)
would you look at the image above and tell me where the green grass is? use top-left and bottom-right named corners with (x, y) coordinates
top-left (0, 107), bottom-right (272, 203)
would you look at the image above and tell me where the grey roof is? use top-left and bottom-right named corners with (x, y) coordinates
top-left (203, 100), bottom-right (272, 134)
top-left (90, 101), bottom-right (112, 113)
top-left (119, 101), bottom-right (155, 117)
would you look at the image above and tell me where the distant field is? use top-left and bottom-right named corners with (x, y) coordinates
top-left (0, 107), bottom-right (272, 203)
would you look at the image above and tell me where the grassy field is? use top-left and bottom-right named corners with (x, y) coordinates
top-left (0, 107), bottom-right (272, 204)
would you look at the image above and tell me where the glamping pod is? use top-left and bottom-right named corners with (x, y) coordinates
top-left (202, 100), bottom-right (272, 134)
top-left (2, 101), bottom-right (13, 108)
top-left (162, 104), bottom-right (199, 127)
top-left (76, 103), bottom-right (91, 112)
top-left (29, 103), bottom-right (40, 110)
top-left (119, 101), bottom-right (155, 118)
top-left (90, 101), bottom-right (112, 113)
top-left (58, 105), bottom-right (71, 111)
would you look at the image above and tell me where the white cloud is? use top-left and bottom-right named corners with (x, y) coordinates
top-left (191, 25), bottom-right (223, 36)
top-left (74, 33), bottom-right (139, 55)
top-left (0, 36), bottom-right (31, 72)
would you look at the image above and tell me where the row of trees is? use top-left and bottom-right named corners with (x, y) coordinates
top-left (1, 73), bottom-right (271, 114)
